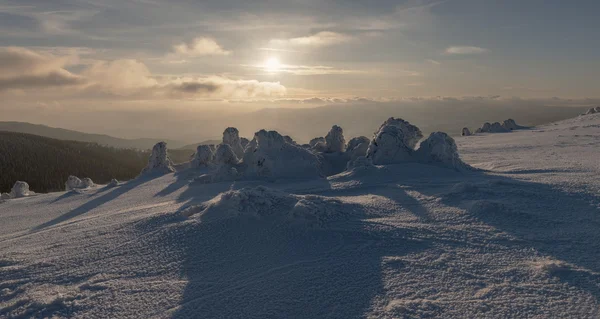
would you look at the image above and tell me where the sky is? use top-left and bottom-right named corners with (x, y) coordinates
top-left (1, 0), bottom-right (599, 139)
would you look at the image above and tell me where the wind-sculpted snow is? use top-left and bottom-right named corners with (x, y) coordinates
top-left (182, 186), bottom-right (354, 227)
top-left (6, 181), bottom-right (33, 198)
top-left (222, 127), bottom-right (244, 159)
top-left (140, 142), bottom-right (175, 175)
top-left (191, 145), bottom-right (215, 168)
top-left (324, 125), bottom-right (346, 153)
top-left (4, 114), bottom-right (600, 318)
top-left (242, 129), bottom-right (322, 180)
top-left (65, 175), bottom-right (95, 191)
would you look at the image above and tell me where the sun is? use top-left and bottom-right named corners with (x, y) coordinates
top-left (264, 57), bottom-right (282, 72)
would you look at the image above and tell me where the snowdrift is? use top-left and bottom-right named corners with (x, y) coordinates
top-left (65, 175), bottom-right (95, 191)
top-left (182, 186), bottom-right (354, 227)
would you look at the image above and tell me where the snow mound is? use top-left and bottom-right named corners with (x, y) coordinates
top-left (366, 123), bottom-right (414, 165)
top-left (502, 119), bottom-right (521, 130)
top-left (476, 119), bottom-right (523, 133)
top-left (377, 117), bottom-right (423, 149)
top-left (324, 125), bottom-right (346, 153)
top-left (476, 122), bottom-right (492, 133)
top-left (140, 142), bottom-right (175, 175)
top-left (461, 127), bottom-right (472, 136)
top-left (182, 186), bottom-right (351, 227)
top-left (346, 156), bottom-right (374, 170)
top-left (242, 130), bottom-right (322, 180)
top-left (0, 192), bottom-right (10, 200)
top-left (222, 127), bottom-right (244, 159)
top-left (415, 132), bottom-right (470, 170)
top-left (9, 181), bottom-right (33, 198)
top-left (191, 145), bottom-right (215, 168)
top-left (107, 179), bottom-right (119, 188)
top-left (65, 176), bottom-right (94, 191)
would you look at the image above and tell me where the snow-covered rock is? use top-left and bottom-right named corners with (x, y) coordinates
top-left (324, 125), bottom-right (346, 153)
top-left (242, 130), bottom-right (322, 180)
top-left (191, 145), bottom-right (215, 168)
top-left (415, 132), bottom-right (470, 170)
top-left (461, 127), bottom-right (472, 136)
top-left (215, 144), bottom-right (239, 165)
top-left (140, 142), bottom-right (175, 175)
top-left (222, 127), bottom-right (245, 159)
top-left (366, 123), bottom-right (414, 165)
top-left (376, 117), bottom-right (423, 149)
top-left (9, 181), bottom-right (32, 198)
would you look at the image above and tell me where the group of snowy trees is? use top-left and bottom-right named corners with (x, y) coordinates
top-left (461, 118), bottom-right (524, 136)
top-left (141, 117), bottom-right (470, 183)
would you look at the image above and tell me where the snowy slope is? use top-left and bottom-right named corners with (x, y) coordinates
top-left (1, 114), bottom-right (600, 318)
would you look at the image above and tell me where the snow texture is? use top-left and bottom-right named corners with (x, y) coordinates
top-left (191, 145), bottom-right (215, 168)
top-left (415, 132), bottom-right (470, 170)
top-left (140, 142), bottom-right (175, 175)
top-left (324, 125), bottom-right (346, 153)
top-left (242, 129), bottom-right (322, 180)
top-left (222, 127), bottom-right (244, 159)
top-left (3, 114), bottom-right (600, 318)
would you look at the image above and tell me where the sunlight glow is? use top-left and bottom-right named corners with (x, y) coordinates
top-left (265, 57), bottom-right (282, 72)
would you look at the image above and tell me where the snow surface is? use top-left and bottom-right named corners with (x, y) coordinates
top-left (2, 114), bottom-right (600, 318)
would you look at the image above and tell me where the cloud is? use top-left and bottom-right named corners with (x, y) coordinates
top-left (0, 47), bottom-right (85, 91)
top-left (167, 77), bottom-right (286, 99)
top-left (269, 31), bottom-right (352, 48)
top-left (445, 46), bottom-right (489, 55)
top-left (172, 37), bottom-right (231, 57)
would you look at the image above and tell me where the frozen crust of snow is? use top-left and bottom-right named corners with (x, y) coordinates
top-left (222, 127), bottom-right (245, 159)
top-left (242, 129), bottom-right (322, 180)
top-left (140, 142), bottom-right (175, 175)
top-left (324, 125), bottom-right (346, 153)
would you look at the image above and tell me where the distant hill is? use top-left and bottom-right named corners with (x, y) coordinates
top-left (177, 140), bottom-right (221, 151)
top-left (0, 122), bottom-right (185, 150)
top-left (0, 131), bottom-right (191, 193)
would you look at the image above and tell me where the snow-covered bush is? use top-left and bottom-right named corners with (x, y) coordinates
top-left (0, 193), bottom-right (10, 200)
top-left (222, 127), bottom-right (244, 159)
top-left (215, 144), bottom-right (239, 165)
top-left (240, 137), bottom-right (250, 149)
top-left (324, 125), bottom-right (346, 153)
top-left (140, 142), bottom-right (175, 175)
top-left (9, 181), bottom-right (32, 198)
top-left (283, 135), bottom-right (296, 145)
top-left (366, 123), bottom-right (414, 165)
top-left (415, 132), bottom-right (470, 170)
top-left (242, 129), bottom-right (322, 180)
top-left (191, 145), bottom-right (215, 168)
top-left (490, 122), bottom-right (509, 132)
top-left (346, 156), bottom-right (374, 170)
top-left (461, 127), bottom-right (472, 136)
top-left (345, 136), bottom-right (370, 161)
top-left (376, 117), bottom-right (423, 149)
top-left (502, 119), bottom-right (519, 130)
top-left (476, 122), bottom-right (492, 133)
top-left (65, 175), bottom-right (94, 190)
top-left (107, 179), bottom-right (119, 188)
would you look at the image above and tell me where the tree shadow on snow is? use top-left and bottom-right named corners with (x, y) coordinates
top-left (32, 173), bottom-right (162, 231)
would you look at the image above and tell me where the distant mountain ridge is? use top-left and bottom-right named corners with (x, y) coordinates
top-left (0, 122), bottom-right (185, 150)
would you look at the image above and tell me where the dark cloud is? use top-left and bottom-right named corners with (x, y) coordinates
top-left (0, 70), bottom-right (85, 91)
top-left (173, 82), bottom-right (220, 94)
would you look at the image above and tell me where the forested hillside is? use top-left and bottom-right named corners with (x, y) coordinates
top-left (0, 132), bottom-right (193, 193)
